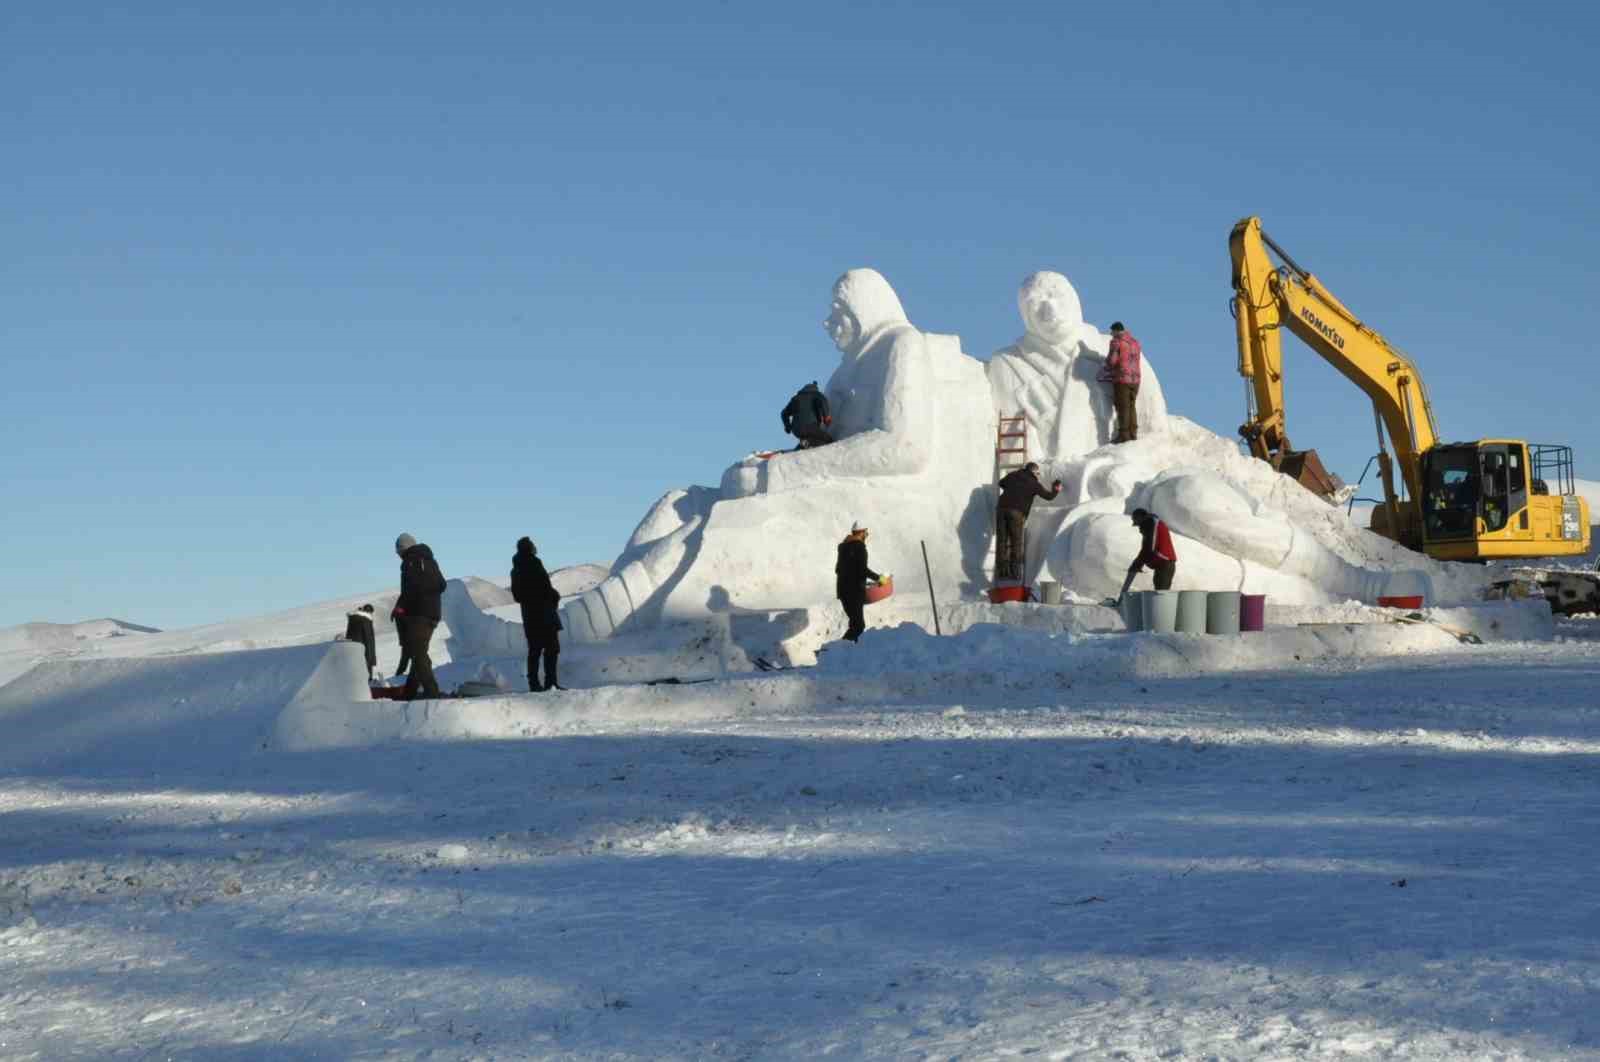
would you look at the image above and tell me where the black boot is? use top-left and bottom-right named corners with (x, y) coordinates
top-left (545, 657), bottom-right (564, 691)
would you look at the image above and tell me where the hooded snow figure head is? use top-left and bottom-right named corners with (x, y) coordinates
top-left (516, 536), bottom-right (535, 556)
top-left (825, 268), bottom-right (909, 356)
top-left (1018, 271), bottom-right (1085, 348)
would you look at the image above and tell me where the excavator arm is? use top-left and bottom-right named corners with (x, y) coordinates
top-left (1231, 216), bottom-right (1440, 546)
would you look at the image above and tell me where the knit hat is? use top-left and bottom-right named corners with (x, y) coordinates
top-left (850, 521), bottom-right (868, 534)
top-left (395, 532), bottom-right (417, 554)
top-left (1110, 321), bottom-right (1125, 333)
top-left (360, 603), bottom-right (374, 614)
top-left (516, 536), bottom-right (535, 554)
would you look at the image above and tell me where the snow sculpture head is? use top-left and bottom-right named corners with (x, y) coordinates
top-left (825, 268), bottom-right (909, 356)
top-left (1018, 271), bottom-right (1085, 348)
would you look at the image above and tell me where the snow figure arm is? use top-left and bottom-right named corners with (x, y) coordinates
top-left (725, 330), bottom-right (933, 497)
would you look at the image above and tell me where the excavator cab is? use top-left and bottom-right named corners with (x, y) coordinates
top-left (1419, 441), bottom-right (1590, 560)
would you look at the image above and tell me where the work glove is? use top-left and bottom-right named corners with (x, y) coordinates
top-left (823, 415), bottom-right (833, 426)
top-left (391, 607), bottom-right (405, 621)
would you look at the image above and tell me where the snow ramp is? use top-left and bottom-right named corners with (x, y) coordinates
top-left (0, 642), bottom-right (334, 772)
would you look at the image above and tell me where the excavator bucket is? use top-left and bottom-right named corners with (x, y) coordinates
top-left (1278, 449), bottom-right (1340, 500)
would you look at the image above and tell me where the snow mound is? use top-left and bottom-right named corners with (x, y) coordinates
top-left (0, 643), bottom-right (331, 771)
top-left (0, 618), bottom-right (160, 654)
top-left (553, 563), bottom-right (610, 599)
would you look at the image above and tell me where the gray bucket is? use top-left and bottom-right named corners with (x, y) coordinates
top-left (1206, 591), bottom-right (1242, 635)
top-left (1121, 593), bottom-right (1144, 631)
top-left (1037, 580), bottom-right (1063, 605)
top-left (1175, 590), bottom-right (1209, 633)
top-left (1141, 590), bottom-right (1179, 633)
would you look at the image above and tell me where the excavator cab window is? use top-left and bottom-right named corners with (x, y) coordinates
top-left (1422, 447), bottom-right (1477, 540)
top-left (1480, 446), bottom-right (1511, 532)
top-left (1506, 447), bottom-right (1529, 527)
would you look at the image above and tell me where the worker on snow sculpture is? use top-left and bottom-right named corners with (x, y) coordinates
top-left (1127, 507), bottom-right (1178, 590)
top-left (835, 521), bottom-right (882, 642)
top-left (987, 272), bottom-right (1167, 463)
top-left (995, 461), bottom-right (1062, 582)
top-left (1099, 321), bottom-right (1143, 443)
top-left (781, 380), bottom-right (834, 449)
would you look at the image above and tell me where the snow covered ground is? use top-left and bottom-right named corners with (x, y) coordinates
top-left (4, 599), bottom-right (1600, 1059)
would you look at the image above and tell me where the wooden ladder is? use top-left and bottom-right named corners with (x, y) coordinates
top-left (995, 414), bottom-right (1029, 483)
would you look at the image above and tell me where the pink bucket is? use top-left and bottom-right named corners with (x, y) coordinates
top-left (1239, 594), bottom-right (1267, 632)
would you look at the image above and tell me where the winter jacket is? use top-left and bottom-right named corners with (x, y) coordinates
top-left (997, 467), bottom-right (1061, 517)
top-left (396, 543), bottom-right (447, 622)
top-left (782, 382), bottom-right (831, 436)
top-left (343, 611), bottom-right (377, 670)
top-left (835, 537), bottom-right (880, 602)
top-left (1099, 331), bottom-right (1143, 386)
top-left (1135, 514), bottom-right (1178, 568)
top-left (511, 546), bottom-right (562, 631)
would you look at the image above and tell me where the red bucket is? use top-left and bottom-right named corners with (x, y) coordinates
top-left (989, 584), bottom-right (1029, 604)
top-left (1377, 595), bottom-right (1424, 610)
top-left (370, 685), bottom-right (409, 700)
top-left (864, 575), bottom-right (894, 605)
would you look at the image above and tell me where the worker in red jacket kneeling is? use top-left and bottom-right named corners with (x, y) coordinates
top-left (1128, 508), bottom-right (1177, 590)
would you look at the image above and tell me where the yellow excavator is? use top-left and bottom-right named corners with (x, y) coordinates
top-left (1230, 215), bottom-right (1590, 564)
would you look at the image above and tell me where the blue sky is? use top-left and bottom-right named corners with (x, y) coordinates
top-left (5, 1), bottom-right (1598, 629)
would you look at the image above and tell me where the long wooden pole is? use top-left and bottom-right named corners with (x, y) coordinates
top-left (920, 540), bottom-right (942, 636)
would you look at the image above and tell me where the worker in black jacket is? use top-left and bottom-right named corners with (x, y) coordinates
top-left (510, 536), bottom-right (564, 691)
top-left (835, 522), bottom-right (881, 642)
top-left (995, 462), bottom-right (1062, 582)
top-left (343, 604), bottom-right (378, 680)
top-left (782, 381), bottom-right (834, 449)
top-left (391, 532), bottom-right (447, 700)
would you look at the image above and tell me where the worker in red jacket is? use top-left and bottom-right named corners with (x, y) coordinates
top-left (1128, 507), bottom-right (1177, 590)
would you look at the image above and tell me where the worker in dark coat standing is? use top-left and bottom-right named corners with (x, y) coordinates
top-left (392, 532), bottom-right (446, 700)
top-left (343, 603), bottom-right (378, 680)
top-left (995, 462), bottom-right (1062, 582)
top-left (835, 522), bottom-right (881, 643)
top-left (511, 536), bottom-right (564, 691)
top-left (1128, 508), bottom-right (1178, 590)
top-left (781, 381), bottom-right (834, 449)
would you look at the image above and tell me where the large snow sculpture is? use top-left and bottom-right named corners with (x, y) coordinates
top-left (563, 269), bottom-right (994, 642)
top-left (987, 271), bottom-right (1168, 464)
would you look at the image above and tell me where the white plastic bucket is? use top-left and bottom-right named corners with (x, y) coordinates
top-left (1141, 590), bottom-right (1179, 633)
top-left (1037, 580), bottom-right (1063, 604)
top-left (1122, 593), bottom-right (1144, 632)
top-left (1176, 590), bottom-right (1209, 633)
top-left (1206, 591), bottom-right (1242, 635)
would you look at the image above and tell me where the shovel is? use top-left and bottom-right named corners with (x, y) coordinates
top-left (1102, 567), bottom-right (1139, 609)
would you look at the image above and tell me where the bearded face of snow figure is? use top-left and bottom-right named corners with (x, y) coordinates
top-left (826, 268), bottom-right (909, 357)
top-left (824, 299), bottom-right (859, 354)
top-left (1018, 271), bottom-right (1084, 348)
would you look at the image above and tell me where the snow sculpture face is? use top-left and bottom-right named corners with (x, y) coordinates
top-left (1018, 271), bottom-right (1085, 348)
top-left (825, 268), bottom-right (909, 356)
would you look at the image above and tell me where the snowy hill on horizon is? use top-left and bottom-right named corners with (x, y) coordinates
top-left (0, 618), bottom-right (161, 655)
